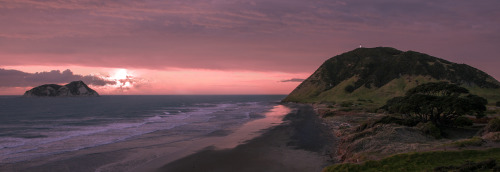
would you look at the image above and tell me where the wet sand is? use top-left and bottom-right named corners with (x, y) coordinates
top-left (158, 104), bottom-right (335, 172)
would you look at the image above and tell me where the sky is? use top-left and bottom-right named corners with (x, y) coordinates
top-left (0, 0), bottom-right (499, 95)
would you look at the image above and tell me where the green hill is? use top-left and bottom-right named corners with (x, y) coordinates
top-left (283, 47), bottom-right (500, 107)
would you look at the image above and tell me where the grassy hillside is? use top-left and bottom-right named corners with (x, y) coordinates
top-left (283, 47), bottom-right (500, 105)
top-left (324, 148), bottom-right (500, 172)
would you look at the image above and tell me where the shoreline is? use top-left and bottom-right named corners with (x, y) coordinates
top-left (157, 103), bottom-right (335, 172)
top-left (0, 103), bottom-right (336, 172)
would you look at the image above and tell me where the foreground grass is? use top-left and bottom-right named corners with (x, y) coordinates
top-left (324, 148), bottom-right (500, 172)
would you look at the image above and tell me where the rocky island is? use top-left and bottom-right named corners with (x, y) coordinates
top-left (23, 81), bottom-right (99, 97)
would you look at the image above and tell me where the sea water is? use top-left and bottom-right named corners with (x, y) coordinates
top-left (0, 95), bottom-right (286, 164)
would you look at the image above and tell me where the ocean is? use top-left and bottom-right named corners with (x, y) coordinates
top-left (0, 95), bottom-right (288, 168)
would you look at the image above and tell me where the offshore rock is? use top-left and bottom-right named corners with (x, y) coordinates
top-left (23, 81), bottom-right (99, 97)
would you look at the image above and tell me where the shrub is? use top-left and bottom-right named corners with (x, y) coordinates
top-left (482, 132), bottom-right (500, 142)
top-left (323, 111), bottom-right (336, 118)
top-left (340, 101), bottom-right (353, 107)
top-left (471, 117), bottom-right (490, 124)
top-left (345, 85), bottom-right (355, 93)
top-left (383, 82), bottom-right (487, 126)
top-left (356, 122), bottom-right (369, 132)
top-left (457, 159), bottom-right (497, 171)
top-left (452, 137), bottom-right (484, 147)
top-left (454, 116), bottom-right (473, 127)
top-left (374, 116), bottom-right (420, 127)
top-left (326, 102), bottom-right (336, 108)
top-left (403, 118), bottom-right (421, 126)
top-left (339, 123), bottom-right (351, 129)
top-left (419, 122), bottom-right (441, 139)
top-left (486, 110), bottom-right (497, 114)
top-left (324, 148), bottom-right (500, 172)
top-left (435, 159), bottom-right (497, 171)
top-left (339, 107), bottom-right (353, 112)
top-left (484, 118), bottom-right (500, 133)
top-left (366, 108), bottom-right (378, 113)
top-left (375, 116), bottom-right (394, 123)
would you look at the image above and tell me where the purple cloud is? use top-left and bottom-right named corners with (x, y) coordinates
top-left (0, 68), bottom-right (115, 87)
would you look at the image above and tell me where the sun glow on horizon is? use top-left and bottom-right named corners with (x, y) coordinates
top-left (0, 65), bottom-right (307, 95)
top-left (106, 69), bottom-right (135, 89)
top-left (109, 69), bottom-right (130, 80)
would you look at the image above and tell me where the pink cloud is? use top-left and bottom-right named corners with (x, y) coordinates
top-left (0, 68), bottom-right (114, 87)
top-left (0, 0), bottom-right (498, 81)
top-left (0, 67), bottom-right (308, 95)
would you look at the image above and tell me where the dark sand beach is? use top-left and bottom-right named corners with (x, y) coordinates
top-left (158, 104), bottom-right (335, 172)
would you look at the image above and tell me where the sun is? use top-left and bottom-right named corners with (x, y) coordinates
top-left (108, 69), bottom-right (134, 89)
top-left (110, 69), bottom-right (129, 80)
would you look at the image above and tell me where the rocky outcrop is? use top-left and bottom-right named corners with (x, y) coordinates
top-left (23, 81), bottom-right (99, 97)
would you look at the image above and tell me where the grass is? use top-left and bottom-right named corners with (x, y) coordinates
top-left (323, 148), bottom-right (500, 172)
top-left (284, 73), bottom-right (500, 108)
top-left (287, 75), bottom-right (444, 107)
top-left (450, 137), bottom-right (484, 147)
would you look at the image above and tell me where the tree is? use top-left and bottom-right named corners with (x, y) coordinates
top-left (385, 82), bottom-right (487, 126)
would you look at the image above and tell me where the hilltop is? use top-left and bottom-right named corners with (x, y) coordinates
top-left (283, 47), bottom-right (500, 107)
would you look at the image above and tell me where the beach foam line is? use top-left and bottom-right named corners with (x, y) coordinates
top-left (213, 104), bottom-right (291, 149)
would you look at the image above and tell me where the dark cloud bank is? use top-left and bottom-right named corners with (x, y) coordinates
top-left (280, 78), bottom-right (305, 82)
top-left (0, 68), bottom-right (114, 87)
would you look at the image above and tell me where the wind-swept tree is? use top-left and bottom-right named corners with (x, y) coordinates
top-left (385, 82), bottom-right (487, 126)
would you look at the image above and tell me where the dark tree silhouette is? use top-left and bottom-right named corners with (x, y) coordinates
top-left (385, 82), bottom-right (487, 126)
